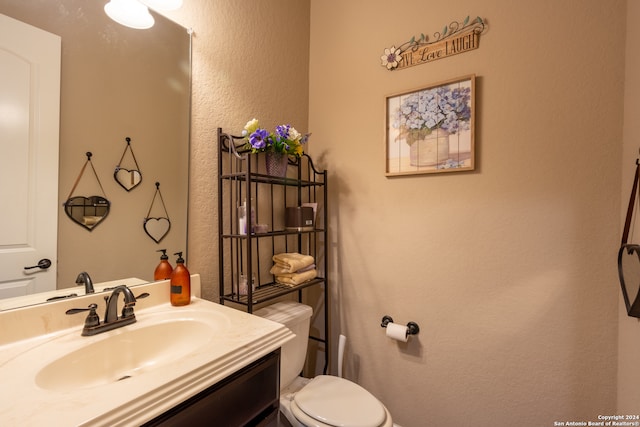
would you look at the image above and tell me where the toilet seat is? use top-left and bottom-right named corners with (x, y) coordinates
top-left (290, 375), bottom-right (392, 427)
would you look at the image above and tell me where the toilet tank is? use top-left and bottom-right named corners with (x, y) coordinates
top-left (255, 301), bottom-right (312, 389)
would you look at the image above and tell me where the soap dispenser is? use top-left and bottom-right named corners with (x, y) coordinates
top-left (154, 249), bottom-right (173, 281)
top-left (170, 251), bottom-right (191, 306)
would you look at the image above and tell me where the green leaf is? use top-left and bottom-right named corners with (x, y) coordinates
top-left (463, 15), bottom-right (470, 26)
top-left (477, 16), bottom-right (484, 24)
top-left (442, 26), bottom-right (448, 36)
top-left (420, 33), bottom-right (425, 41)
top-left (410, 36), bottom-right (415, 44)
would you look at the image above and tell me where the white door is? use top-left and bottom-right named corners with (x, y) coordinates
top-left (0, 14), bottom-right (60, 298)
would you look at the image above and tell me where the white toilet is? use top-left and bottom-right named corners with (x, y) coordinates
top-left (256, 301), bottom-right (395, 427)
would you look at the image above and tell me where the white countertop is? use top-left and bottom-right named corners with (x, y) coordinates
top-left (0, 275), bottom-right (294, 426)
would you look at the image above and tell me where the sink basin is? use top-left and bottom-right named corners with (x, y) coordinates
top-left (36, 318), bottom-right (219, 391)
top-left (0, 278), bottom-right (296, 427)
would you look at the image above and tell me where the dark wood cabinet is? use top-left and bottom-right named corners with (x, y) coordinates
top-left (143, 350), bottom-right (281, 427)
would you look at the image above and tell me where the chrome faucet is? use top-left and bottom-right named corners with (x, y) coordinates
top-left (75, 271), bottom-right (94, 294)
top-left (66, 285), bottom-right (148, 336)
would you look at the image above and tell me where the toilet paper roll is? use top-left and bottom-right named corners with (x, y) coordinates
top-left (386, 322), bottom-right (408, 342)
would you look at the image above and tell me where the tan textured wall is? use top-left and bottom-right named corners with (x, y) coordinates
top-left (309, 1), bottom-right (623, 426)
top-left (163, 0), bottom-right (310, 302)
top-left (619, 0), bottom-right (640, 414)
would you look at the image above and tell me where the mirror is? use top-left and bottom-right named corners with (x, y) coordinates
top-left (143, 182), bottom-right (172, 243)
top-left (144, 217), bottom-right (172, 243)
top-left (115, 169), bottom-right (143, 191)
top-left (64, 196), bottom-right (111, 231)
top-left (0, 0), bottom-right (191, 309)
top-left (114, 137), bottom-right (144, 191)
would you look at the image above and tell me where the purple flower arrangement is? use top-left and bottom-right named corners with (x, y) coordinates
top-left (243, 119), bottom-right (309, 157)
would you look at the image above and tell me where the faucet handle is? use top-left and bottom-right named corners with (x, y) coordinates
top-left (121, 292), bottom-right (149, 318)
top-left (65, 303), bottom-right (98, 315)
top-left (65, 303), bottom-right (100, 328)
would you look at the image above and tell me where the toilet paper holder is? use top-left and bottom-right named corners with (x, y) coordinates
top-left (380, 315), bottom-right (420, 335)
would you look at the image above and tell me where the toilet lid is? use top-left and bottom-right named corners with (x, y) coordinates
top-left (293, 375), bottom-right (387, 427)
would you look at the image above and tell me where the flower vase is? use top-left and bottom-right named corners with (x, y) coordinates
top-left (265, 152), bottom-right (288, 177)
top-left (409, 128), bottom-right (451, 167)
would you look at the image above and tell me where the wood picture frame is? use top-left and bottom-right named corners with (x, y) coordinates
top-left (385, 74), bottom-right (475, 176)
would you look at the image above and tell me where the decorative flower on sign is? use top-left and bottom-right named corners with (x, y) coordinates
top-left (380, 16), bottom-right (486, 71)
top-left (380, 46), bottom-right (402, 70)
top-left (243, 118), bottom-right (310, 157)
top-left (393, 85), bottom-right (471, 145)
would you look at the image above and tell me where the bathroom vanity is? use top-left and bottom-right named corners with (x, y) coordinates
top-left (0, 275), bottom-right (293, 426)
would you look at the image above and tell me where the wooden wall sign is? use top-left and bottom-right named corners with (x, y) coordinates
top-left (381, 16), bottom-right (486, 71)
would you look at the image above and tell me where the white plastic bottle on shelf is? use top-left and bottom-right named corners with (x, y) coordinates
top-left (238, 201), bottom-right (247, 235)
top-left (238, 199), bottom-right (256, 235)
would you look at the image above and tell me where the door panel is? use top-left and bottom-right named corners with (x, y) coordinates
top-left (0, 13), bottom-right (60, 298)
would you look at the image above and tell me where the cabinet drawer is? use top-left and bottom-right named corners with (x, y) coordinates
top-left (143, 349), bottom-right (280, 426)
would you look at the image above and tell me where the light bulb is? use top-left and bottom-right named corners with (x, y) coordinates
top-left (104, 0), bottom-right (155, 29)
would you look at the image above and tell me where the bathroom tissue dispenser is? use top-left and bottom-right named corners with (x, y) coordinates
top-left (286, 206), bottom-right (314, 231)
top-left (381, 315), bottom-right (420, 342)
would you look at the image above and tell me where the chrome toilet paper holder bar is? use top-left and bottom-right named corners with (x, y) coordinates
top-left (380, 315), bottom-right (420, 335)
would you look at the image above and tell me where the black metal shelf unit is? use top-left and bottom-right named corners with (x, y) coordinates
top-left (217, 128), bottom-right (328, 374)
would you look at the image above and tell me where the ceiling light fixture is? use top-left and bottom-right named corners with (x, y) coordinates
top-left (104, 0), bottom-right (155, 30)
top-left (139, 0), bottom-right (183, 11)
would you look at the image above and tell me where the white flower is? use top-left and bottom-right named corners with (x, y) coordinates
top-left (243, 118), bottom-right (259, 136)
top-left (289, 127), bottom-right (301, 141)
top-left (380, 46), bottom-right (401, 70)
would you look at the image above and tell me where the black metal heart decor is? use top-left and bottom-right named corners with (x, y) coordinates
top-left (618, 244), bottom-right (640, 318)
top-left (143, 182), bottom-right (171, 243)
top-left (64, 196), bottom-right (111, 231)
top-left (114, 137), bottom-right (142, 192)
top-left (143, 217), bottom-right (171, 243)
top-left (114, 167), bottom-right (142, 191)
top-left (63, 152), bottom-right (110, 231)
top-left (619, 159), bottom-right (640, 318)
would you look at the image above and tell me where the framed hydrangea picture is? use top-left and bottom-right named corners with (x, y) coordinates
top-left (385, 74), bottom-right (475, 176)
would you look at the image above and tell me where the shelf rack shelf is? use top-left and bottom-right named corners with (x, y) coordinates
top-left (217, 128), bottom-right (329, 374)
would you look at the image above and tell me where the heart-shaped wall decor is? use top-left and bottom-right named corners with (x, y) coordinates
top-left (618, 244), bottom-right (640, 318)
top-left (144, 217), bottom-right (171, 243)
top-left (114, 167), bottom-right (142, 192)
top-left (63, 196), bottom-right (110, 231)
